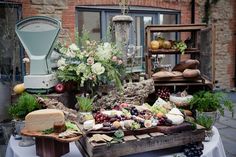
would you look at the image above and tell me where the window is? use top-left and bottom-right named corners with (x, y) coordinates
top-left (77, 11), bottom-right (101, 41)
top-left (76, 6), bottom-right (180, 71)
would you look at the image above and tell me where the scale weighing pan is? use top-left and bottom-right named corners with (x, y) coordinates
top-left (15, 16), bottom-right (61, 75)
top-left (15, 16), bottom-right (61, 92)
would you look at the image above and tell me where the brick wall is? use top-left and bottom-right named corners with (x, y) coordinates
top-left (16, 0), bottom-right (199, 40)
top-left (198, 0), bottom-right (235, 90)
top-left (8, 0), bottom-right (236, 89)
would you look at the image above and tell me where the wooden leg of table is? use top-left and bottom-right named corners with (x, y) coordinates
top-left (35, 137), bottom-right (69, 157)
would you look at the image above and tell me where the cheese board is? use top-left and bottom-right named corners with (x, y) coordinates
top-left (84, 122), bottom-right (195, 136)
top-left (21, 128), bottom-right (82, 143)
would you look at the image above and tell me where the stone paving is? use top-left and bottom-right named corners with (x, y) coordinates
top-left (215, 92), bottom-right (236, 157)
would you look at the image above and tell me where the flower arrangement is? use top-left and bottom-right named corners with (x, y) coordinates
top-left (56, 30), bottom-right (125, 95)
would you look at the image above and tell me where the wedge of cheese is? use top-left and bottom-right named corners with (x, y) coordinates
top-left (25, 109), bottom-right (65, 132)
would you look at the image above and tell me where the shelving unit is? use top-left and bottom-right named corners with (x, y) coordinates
top-left (145, 24), bottom-right (214, 90)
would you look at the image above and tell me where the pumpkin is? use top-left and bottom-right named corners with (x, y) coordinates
top-left (150, 40), bottom-right (160, 50)
top-left (156, 37), bottom-right (165, 48)
top-left (13, 83), bottom-right (25, 94)
top-left (163, 40), bottom-right (172, 49)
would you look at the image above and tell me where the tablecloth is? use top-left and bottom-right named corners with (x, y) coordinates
top-left (5, 127), bottom-right (226, 157)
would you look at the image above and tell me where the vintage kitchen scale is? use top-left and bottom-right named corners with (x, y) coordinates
top-left (15, 16), bottom-right (61, 93)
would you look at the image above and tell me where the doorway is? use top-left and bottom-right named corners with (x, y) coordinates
top-left (0, 2), bottom-right (23, 122)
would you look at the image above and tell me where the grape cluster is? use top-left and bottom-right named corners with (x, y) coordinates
top-left (94, 112), bottom-right (110, 123)
top-left (130, 107), bottom-right (139, 116)
top-left (183, 142), bottom-right (204, 157)
top-left (157, 87), bottom-right (170, 101)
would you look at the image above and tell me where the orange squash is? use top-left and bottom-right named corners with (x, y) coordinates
top-left (150, 40), bottom-right (160, 50)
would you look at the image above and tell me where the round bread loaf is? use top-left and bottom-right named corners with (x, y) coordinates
top-left (152, 71), bottom-right (174, 78)
top-left (172, 59), bottom-right (200, 72)
top-left (183, 69), bottom-right (200, 78)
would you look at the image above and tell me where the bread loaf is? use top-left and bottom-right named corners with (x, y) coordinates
top-left (182, 69), bottom-right (200, 78)
top-left (25, 109), bottom-right (65, 132)
top-left (152, 71), bottom-right (174, 78)
top-left (172, 59), bottom-right (199, 72)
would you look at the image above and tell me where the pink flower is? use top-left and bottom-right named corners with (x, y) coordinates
top-left (112, 56), bottom-right (118, 62)
top-left (87, 57), bottom-right (94, 65)
top-left (118, 59), bottom-right (123, 65)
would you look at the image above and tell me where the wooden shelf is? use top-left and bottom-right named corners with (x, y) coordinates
top-left (145, 24), bottom-right (207, 32)
top-left (148, 48), bottom-right (200, 54)
top-left (153, 77), bottom-right (213, 89)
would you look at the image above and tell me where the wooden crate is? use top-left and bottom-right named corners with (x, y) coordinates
top-left (75, 128), bottom-right (205, 157)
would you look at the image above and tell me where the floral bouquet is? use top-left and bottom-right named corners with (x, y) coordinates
top-left (56, 33), bottom-right (125, 95)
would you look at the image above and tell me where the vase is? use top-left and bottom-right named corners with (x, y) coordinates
top-left (14, 120), bottom-right (35, 147)
top-left (78, 112), bottom-right (93, 124)
top-left (196, 110), bottom-right (219, 124)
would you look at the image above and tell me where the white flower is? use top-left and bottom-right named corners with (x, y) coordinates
top-left (91, 62), bottom-right (105, 75)
top-left (69, 43), bottom-right (79, 51)
top-left (22, 58), bottom-right (30, 63)
top-left (57, 58), bottom-right (66, 67)
top-left (58, 66), bottom-right (65, 70)
top-left (66, 49), bottom-right (76, 58)
top-left (87, 57), bottom-right (94, 65)
top-left (96, 42), bottom-right (112, 60)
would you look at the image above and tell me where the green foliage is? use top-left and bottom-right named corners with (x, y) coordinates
top-left (76, 96), bottom-right (94, 112)
top-left (190, 91), bottom-right (234, 116)
top-left (173, 41), bottom-right (187, 55)
top-left (65, 121), bottom-right (80, 131)
top-left (202, 0), bottom-right (219, 24)
top-left (8, 93), bottom-right (41, 120)
top-left (196, 115), bottom-right (214, 130)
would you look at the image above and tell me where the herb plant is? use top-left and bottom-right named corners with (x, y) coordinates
top-left (196, 115), bottom-right (214, 130)
top-left (190, 91), bottom-right (233, 116)
top-left (8, 92), bottom-right (41, 119)
top-left (173, 41), bottom-right (187, 55)
top-left (76, 96), bottom-right (94, 112)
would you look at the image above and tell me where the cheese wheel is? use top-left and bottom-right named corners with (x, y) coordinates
top-left (166, 114), bottom-right (184, 125)
top-left (25, 109), bottom-right (65, 132)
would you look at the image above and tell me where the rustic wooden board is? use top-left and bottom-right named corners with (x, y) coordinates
top-left (148, 48), bottom-right (200, 54)
top-left (85, 122), bottom-right (194, 136)
top-left (76, 129), bottom-right (205, 157)
top-left (21, 128), bottom-right (82, 143)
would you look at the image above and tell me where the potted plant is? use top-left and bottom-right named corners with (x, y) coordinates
top-left (190, 91), bottom-right (233, 123)
top-left (76, 96), bottom-right (94, 123)
top-left (8, 92), bottom-right (41, 146)
top-left (196, 114), bottom-right (214, 141)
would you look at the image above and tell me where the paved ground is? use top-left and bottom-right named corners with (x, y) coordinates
top-left (215, 92), bottom-right (236, 157)
top-left (1, 92), bottom-right (236, 157)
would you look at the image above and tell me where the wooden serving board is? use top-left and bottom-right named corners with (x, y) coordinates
top-left (85, 122), bottom-right (194, 136)
top-left (76, 128), bottom-right (205, 157)
top-left (21, 128), bottom-right (82, 143)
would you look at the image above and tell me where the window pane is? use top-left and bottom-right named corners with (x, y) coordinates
top-left (78, 12), bottom-right (101, 41)
top-left (0, 7), bottom-right (22, 83)
top-left (159, 14), bottom-right (178, 68)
